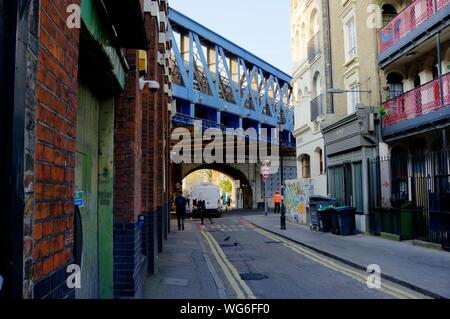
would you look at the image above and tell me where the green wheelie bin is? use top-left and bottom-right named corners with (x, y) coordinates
top-left (399, 201), bottom-right (414, 240)
top-left (316, 206), bottom-right (335, 232)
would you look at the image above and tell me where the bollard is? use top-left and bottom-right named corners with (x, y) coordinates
top-left (280, 201), bottom-right (286, 230)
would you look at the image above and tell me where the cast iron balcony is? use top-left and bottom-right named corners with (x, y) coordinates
top-left (310, 94), bottom-right (324, 122)
top-left (383, 72), bottom-right (450, 127)
top-left (378, 0), bottom-right (449, 54)
top-left (307, 32), bottom-right (321, 63)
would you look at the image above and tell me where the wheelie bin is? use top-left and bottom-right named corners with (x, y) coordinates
top-left (308, 196), bottom-right (337, 231)
top-left (316, 206), bottom-right (335, 232)
top-left (332, 206), bottom-right (356, 236)
top-left (399, 201), bottom-right (414, 240)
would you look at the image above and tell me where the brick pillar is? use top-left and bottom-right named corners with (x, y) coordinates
top-left (30, 0), bottom-right (80, 299)
top-left (113, 49), bottom-right (145, 299)
top-left (140, 12), bottom-right (159, 275)
top-left (141, 0), bottom-right (172, 275)
top-left (156, 55), bottom-right (165, 254)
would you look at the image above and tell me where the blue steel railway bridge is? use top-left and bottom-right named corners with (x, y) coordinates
top-left (168, 9), bottom-right (297, 210)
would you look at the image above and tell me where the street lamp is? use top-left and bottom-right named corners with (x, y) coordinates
top-left (328, 87), bottom-right (373, 109)
top-left (278, 111), bottom-right (286, 198)
top-left (328, 88), bottom-right (372, 94)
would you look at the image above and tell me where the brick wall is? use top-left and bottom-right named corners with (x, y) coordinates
top-left (141, 10), bottom-right (158, 272)
top-left (18, 0), bottom-right (163, 299)
top-left (113, 49), bottom-right (146, 298)
top-left (162, 0), bottom-right (172, 240)
top-left (140, 0), bottom-right (172, 277)
top-left (27, 0), bottom-right (80, 299)
top-left (114, 49), bottom-right (143, 225)
top-left (18, 0), bottom-right (171, 299)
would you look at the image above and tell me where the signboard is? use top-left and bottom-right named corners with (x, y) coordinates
top-left (260, 161), bottom-right (271, 181)
top-left (74, 191), bottom-right (85, 208)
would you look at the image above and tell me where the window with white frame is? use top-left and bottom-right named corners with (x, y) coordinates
top-left (301, 155), bottom-right (311, 178)
top-left (345, 16), bottom-right (357, 62)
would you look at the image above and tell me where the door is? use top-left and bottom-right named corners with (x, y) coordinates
top-left (75, 84), bottom-right (100, 299)
top-left (344, 163), bottom-right (353, 207)
top-left (0, 0), bottom-right (22, 299)
top-left (0, 0), bottom-right (9, 298)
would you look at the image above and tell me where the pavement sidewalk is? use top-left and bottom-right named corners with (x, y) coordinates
top-left (143, 219), bottom-right (225, 299)
top-left (244, 214), bottom-right (450, 299)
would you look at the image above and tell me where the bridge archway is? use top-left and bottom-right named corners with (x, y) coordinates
top-left (181, 163), bottom-right (254, 210)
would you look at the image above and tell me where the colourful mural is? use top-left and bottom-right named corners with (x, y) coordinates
top-left (284, 179), bottom-right (314, 225)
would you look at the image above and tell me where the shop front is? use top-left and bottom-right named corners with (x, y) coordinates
top-left (322, 107), bottom-right (380, 233)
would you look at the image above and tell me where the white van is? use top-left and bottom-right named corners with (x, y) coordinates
top-left (191, 183), bottom-right (222, 217)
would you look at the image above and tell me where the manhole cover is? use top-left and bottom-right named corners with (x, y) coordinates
top-left (240, 273), bottom-right (268, 281)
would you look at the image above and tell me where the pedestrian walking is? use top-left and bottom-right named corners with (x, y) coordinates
top-left (198, 195), bottom-right (214, 226)
top-left (273, 191), bottom-right (282, 214)
top-left (175, 191), bottom-right (187, 231)
top-left (187, 194), bottom-right (191, 211)
top-left (227, 196), bottom-right (231, 209)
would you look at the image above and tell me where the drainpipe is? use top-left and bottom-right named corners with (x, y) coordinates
top-left (323, 0), bottom-right (334, 114)
top-left (322, 0), bottom-right (333, 195)
top-left (434, 0), bottom-right (445, 106)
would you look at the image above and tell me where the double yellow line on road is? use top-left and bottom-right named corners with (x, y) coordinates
top-left (253, 227), bottom-right (423, 300)
top-left (201, 228), bottom-right (256, 299)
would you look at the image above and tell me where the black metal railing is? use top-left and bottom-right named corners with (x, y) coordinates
top-left (307, 32), bottom-right (321, 63)
top-left (310, 94), bottom-right (323, 122)
top-left (368, 150), bottom-right (450, 250)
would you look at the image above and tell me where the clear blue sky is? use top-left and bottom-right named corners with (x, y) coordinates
top-left (170, 0), bottom-right (292, 74)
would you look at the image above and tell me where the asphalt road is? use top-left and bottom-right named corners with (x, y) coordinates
top-left (144, 212), bottom-right (428, 299)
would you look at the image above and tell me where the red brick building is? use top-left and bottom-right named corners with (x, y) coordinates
top-left (0, 0), bottom-right (171, 299)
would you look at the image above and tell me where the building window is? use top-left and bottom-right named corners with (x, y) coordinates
top-left (302, 155), bottom-right (311, 178)
top-left (386, 73), bottom-right (404, 100)
top-left (328, 166), bottom-right (345, 205)
top-left (345, 16), bottom-right (357, 61)
top-left (382, 4), bottom-right (397, 26)
top-left (318, 149), bottom-right (324, 175)
top-left (329, 164), bottom-right (355, 207)
top-left (294, 30), bottom-right (301, 62)
top-left (353, 162), bottom-right (363, 212)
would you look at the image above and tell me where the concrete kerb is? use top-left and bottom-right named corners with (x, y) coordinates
top-left (248, 221), bottom-right (447, 300)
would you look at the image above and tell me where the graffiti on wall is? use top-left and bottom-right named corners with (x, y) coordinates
top-left (284, 179), bottom-right (314, 225)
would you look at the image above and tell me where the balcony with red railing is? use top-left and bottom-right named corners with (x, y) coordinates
top-left (383, 72), bottom-right (450, 127)
top-left (378, 0), bottom-right (449, 54)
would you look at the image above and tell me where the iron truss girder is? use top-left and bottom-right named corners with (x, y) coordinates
top-left (168, 8), bottom-right (294, 132)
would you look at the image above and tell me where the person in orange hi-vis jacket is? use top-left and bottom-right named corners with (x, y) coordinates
top-left (273, 191), bottom-right (283, 214)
